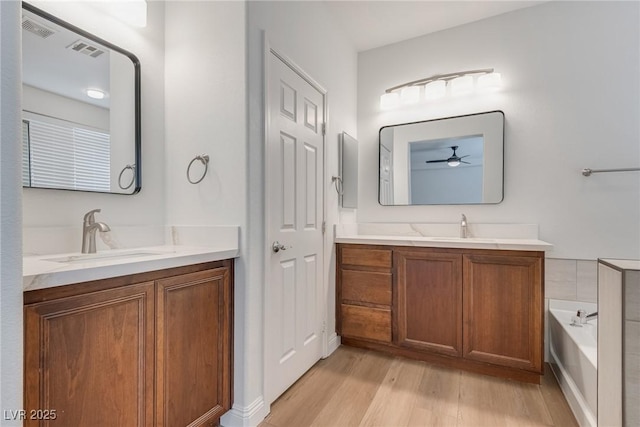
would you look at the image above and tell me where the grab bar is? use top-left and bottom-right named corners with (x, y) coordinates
top-left (582, 167), bottom-right (640, 177)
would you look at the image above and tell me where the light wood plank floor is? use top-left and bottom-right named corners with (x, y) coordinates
top-left (261, 346), bottom-right (578, 427)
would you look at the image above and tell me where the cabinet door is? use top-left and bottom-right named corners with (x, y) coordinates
top-left (395, 249), bottom-right (463, 356)
top-left (463, 254), bottom-right (543, 373)
top-left (24, 282), bottom-right (155, 427)
top-left (156, 267), bottom-right (232, 427)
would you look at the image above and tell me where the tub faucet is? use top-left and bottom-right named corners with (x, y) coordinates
top-left (572, 309), bottom-right (598, 326)
top-left (460, 214), bottom-right (468, 238)
top-left (82, 209), bottom-right (111, 254)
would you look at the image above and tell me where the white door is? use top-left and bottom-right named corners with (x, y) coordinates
top-left (265, 49), bottom-right (325, 404)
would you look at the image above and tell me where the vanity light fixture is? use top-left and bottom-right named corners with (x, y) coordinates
top-left (380, 92), bottom-right (400, 110)
top-left (450, 75), bottom-right (474, 96)
top-left (400, 86), bottom-right (420, 104)
top-left (380, 68), bottom-right (501, 110)
top-left (86, 89), bottom-right (106, 100)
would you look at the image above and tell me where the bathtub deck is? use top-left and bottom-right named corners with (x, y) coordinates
top-left (262, 346), bottom-right (578, 427)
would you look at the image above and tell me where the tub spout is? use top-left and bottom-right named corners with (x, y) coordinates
top-left (572, 309), bottom-right (598, 326)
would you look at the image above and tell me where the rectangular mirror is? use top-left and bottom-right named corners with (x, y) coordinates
top-left (21, 2), bottom-right (141, 194)
top-left (379, 111), bottom-right (504, 205)
top-left (339, 132), bottom-right (358, 208)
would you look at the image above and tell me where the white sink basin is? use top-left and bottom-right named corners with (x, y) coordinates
top-left (45, 250), bottom-right (171, 264)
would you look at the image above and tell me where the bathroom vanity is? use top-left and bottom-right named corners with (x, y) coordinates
top-left (23, 247), bottom-right (236, 427)
top-left (335, 225), bottom-right (552, 384)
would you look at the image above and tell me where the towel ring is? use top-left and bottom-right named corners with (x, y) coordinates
top-left (187, 154), bottom-right (210, 184)
top-left (118, 164), bottom-right (136, 190)
top-left (332, 175), bottom-right (344, 195)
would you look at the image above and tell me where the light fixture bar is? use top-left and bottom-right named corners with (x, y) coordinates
top-left (384, 68), bottom-right (494, 93)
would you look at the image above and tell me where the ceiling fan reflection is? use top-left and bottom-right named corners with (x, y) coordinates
top-left (425, 145), bottom-right (470, 167)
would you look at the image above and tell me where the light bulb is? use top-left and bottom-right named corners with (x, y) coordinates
top-left (400, 86), bottom-right (420, 104)
top-left (424, 80), bottom-right (446, 100)
top-left (477, 72), bottom-right (502, 91)
top-left (380, 92), bottom-right (400, 110)
top-left (86, 89), bottom-right (105, 99)
top-left (450, 75), bottom-right (474, 96)
top-left (448, 159), bottom-right (461, 167)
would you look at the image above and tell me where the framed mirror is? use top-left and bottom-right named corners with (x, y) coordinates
top-left (21, 2), bottom-right (141, 194)
top-left (379, 111), bottom-right (504, 205)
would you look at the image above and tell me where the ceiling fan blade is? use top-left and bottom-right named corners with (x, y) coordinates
top-left (426, 159), bottom-right (448, 163)
top-left (461, 160), bottom-right (471, 164)
top-left (459, 155), bottom-right (470, 159)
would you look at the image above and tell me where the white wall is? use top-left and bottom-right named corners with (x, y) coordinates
top-left (357, 1), bottom-right (640, 260)
top-left (23, 1), bottom-right (166, 229)
top-left (0, 1), bottom-right (24, 423)
top-left (163, 2), bottom-right (249, 425)
top-left (247, 0), bottom-right (357, 420)
top-left (23, 85), bottom-right (110, 130)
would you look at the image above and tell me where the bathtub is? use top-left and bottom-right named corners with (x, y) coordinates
top-left (549, 300), bottom-right (597, 427)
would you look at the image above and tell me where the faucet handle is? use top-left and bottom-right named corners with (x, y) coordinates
top-left (83, 208), bottom-right (101, 224)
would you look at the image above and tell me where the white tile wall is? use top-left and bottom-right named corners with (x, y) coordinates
top-left (545, 259), bottom-right (577, 300)
top-left (625, 271), bottom-right (640, 322)
top-left (625, 320), bottom-right (640, 427)
top-left (577, 260), bottom-right (598, 303)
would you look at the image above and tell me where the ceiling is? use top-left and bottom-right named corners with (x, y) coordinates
top-left (324, 0), bottom-right (545, 52)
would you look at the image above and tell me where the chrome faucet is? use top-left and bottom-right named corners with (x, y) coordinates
top-left (82, 209), bottom-right (111, 254)
top-left (571, 309), bottom-right (598, 326)
top-left (460, 214), bottom-right (468, 238)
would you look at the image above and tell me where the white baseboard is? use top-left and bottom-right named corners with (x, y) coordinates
top-left (325, 332), bottom-right (341, 358)
top-left (220, 396), bottom-right (270, 427)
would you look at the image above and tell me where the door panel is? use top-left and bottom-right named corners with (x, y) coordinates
top-left (266, 49), bottom-right (325, 403)
top-left (395, 249), bottom-right (463, 356)
top-left (463, 254), bottom-right (543, 372)
top-left (156, 268), bottom-right (232, 427)
top-left (24, 282), bottom-right (155, 427)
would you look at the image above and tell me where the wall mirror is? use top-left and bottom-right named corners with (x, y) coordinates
top-left (339, 132), bottom-right (358, 208)
top-left (379, 111), bottom-right (504, 205)
top-left (21, 2), bottom-right (141, 194)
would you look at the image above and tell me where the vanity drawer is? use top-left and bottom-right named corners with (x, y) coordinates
top-left (340, 246), bottom-right (392, 269)
top-left (340, 304), bottom-right (391, 343)
top-left (341, 269), bottom-right (392, 306)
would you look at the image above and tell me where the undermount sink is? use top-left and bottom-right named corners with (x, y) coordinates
top-left (45, 250), bottom-right (171, 264)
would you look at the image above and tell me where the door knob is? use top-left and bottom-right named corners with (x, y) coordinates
top-left (272, 241), bottom-right (290, 253)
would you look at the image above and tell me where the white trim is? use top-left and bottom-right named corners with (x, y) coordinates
top-left (263, 35), bottom-right (328, 407)
top-left (325, 332), bottom-right (341, 358)
top-left (220, 396), bottom-right (269, 427)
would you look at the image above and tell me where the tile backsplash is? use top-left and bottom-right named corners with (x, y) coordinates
top-left (545, 258), bottom-right (597, 303)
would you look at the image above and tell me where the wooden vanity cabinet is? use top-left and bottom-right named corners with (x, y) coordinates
top-left (24, 260), bottom-right (233, 427)
top-left (337, 244), bottom-right (544, 383)
top-left (463, 253), bottom-right (543, 373)
top-left (394, 249), bottom-right (463, 357)
top-left (336, 245), bottom-right (392, 343)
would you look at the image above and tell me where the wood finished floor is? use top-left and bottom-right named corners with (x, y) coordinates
top-left (261, 346), bottom-right (578, 427)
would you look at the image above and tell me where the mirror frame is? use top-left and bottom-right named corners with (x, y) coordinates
top-left (22, 2), bottom-right (142, 195)
top-left (378, 110), bottom-right (505, 206)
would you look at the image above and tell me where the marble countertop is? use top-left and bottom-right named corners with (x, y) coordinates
top-left (334, 223), bottom-right (553, 251)
top-left (24, 245), bottom-right (239, 292)
top-left (334, 234), bottom-right (552, 251)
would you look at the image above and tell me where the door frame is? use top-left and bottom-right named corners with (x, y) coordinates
top-left (262, 37), bottom-right (329, 405)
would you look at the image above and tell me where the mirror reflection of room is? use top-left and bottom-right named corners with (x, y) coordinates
top-left (379, 111), bottom-right (503, 206)
top-left (21, 5), bottom-right (138, 194)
